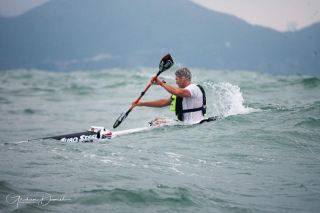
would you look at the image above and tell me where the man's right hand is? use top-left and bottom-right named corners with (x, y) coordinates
top-left (150, 76), bottom-right (162, 85)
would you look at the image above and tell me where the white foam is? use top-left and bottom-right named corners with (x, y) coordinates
top-left (204, 82), bottom-right (258, 117)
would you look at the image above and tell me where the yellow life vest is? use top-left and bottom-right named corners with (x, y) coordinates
top-left (170, 95), bottom-right (177, 112)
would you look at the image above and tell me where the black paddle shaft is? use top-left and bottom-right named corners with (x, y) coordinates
top-left (113, 54), bottom-right (174, 129)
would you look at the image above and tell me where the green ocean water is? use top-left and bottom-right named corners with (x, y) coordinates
top-left (0, 68), bottom-right (319, 212)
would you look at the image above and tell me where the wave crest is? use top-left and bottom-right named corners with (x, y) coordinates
top-left (204, 82), bottom-right (257, 117)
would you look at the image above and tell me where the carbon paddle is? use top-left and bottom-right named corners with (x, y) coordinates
top-left (113, 54), bottom-right (174, 128)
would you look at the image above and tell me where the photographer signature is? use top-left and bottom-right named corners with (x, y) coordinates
top-left (6, 192), bottom-right (71, 208)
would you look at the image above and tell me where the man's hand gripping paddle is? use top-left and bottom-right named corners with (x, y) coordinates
top-left (113, 54), bottom-right (174, 129)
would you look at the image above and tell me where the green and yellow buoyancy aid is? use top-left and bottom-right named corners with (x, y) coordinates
top-left (170, 85), bottom-right (207, 121)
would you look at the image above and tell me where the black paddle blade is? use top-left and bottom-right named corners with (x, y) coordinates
top-left (158, 54), bottom-right (174, 74)
top-left (113, 54), bottom-right (174, 129)
top-left (113, 110), bottom-right (130, 128)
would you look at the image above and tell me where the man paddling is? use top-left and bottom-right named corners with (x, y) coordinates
top-left (134, 67), bottom-right (211, 125)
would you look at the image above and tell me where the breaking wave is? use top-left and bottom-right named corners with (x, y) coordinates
top-left (204, 81), bottom-right (257, 117)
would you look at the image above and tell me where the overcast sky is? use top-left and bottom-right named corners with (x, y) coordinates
top-left (0, 0), bottom-right (319, 32)
top-left (0, 0), bottom-right (48, 16)
top-left (191, 0), bottom-right (320, 31)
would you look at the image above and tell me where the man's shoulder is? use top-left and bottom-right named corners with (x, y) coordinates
top-left (185, 83), bottom-right (198, 90)
top-left (185, 84), bottom-right (202, 97)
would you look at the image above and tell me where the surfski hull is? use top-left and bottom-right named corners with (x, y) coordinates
top-left (41, 116), bottom-right (218, 143)
top-left (43, 127), bottom-right (152, 143)
top-left (43, 131), bottom-right (99, 143)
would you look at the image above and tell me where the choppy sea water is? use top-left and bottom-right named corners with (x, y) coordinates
top-left (0, 68), bottom-right (319, 212)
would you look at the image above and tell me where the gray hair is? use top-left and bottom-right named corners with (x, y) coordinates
top-left (175, 67), bottom-right (192, 81)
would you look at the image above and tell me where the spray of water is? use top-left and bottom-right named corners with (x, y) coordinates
top-left (204, 82), bottom-right (256, 117)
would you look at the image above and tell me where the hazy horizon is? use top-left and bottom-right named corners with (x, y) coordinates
top-left (0, 0), bottom-right (320, 32)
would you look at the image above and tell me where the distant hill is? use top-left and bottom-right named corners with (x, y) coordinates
top-left (0, 0), bottom-right (319, 74)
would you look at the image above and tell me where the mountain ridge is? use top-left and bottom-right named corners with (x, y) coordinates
top-left (0, 0), bottom-right (319, 74)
